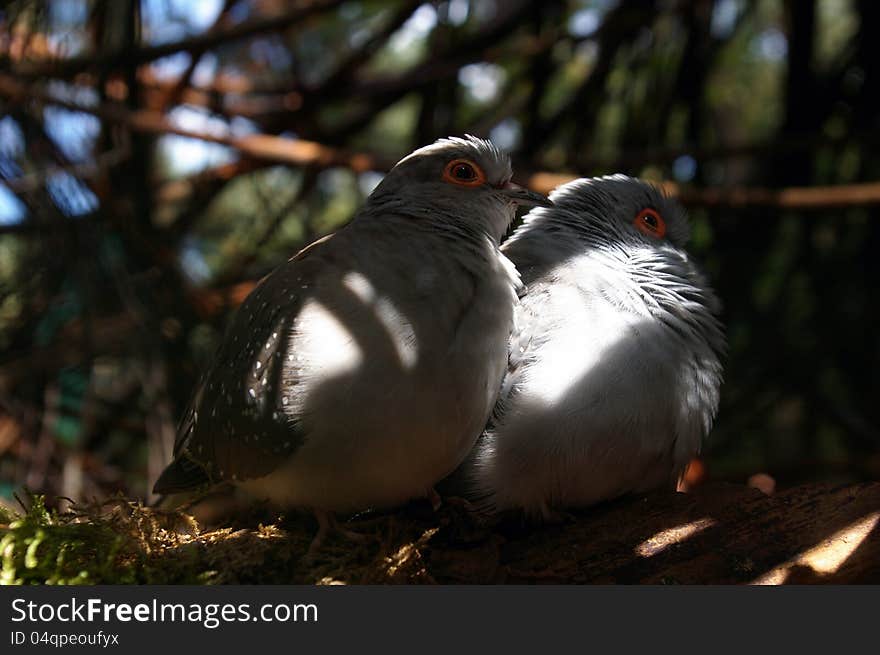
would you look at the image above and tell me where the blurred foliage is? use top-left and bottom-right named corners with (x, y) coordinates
top-left (0, 0), bottom-right (878, 510)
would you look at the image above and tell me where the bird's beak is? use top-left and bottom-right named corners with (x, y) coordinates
top-left (499, 181), bottom-right (553, 208)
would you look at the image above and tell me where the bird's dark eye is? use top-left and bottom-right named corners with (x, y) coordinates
top-left (633, 208), bottom-right (666, 239)
top-left (453, 163), bottom-right (476, 179)
top-left (442, 159), bottom-right (486, 187)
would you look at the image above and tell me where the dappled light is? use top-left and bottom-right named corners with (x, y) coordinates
top-left (751, 512), bottom-right (880, 584)
top-left (0, 0), bottom-right (878, 584)
top-left (635, 518), bottom-right (717, 558)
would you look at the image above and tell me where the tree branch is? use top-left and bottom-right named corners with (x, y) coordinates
top-left (1, 0), bottom-right (346, 80)
top-left (4, 72), bottom-right (880, 211)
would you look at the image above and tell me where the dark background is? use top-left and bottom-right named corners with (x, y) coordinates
top-left (0, 0), bottom-right (878, 509)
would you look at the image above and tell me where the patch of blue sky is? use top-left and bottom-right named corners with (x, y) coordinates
top-left (568, 8), bottom-right (600, 38)
top-left (46, 0), bottom-right (89, 57)
top-left (0, 120), bottom-right (24, 179)
top-left (0, 184), bottom-right (26, 226)
top-left (0, 156), bottom-right (22, 181)
top-left (228, 115), bottom-right (259, 137)
top-left (41, 84), bottom-right (98, 166)
top-left (43, 106), bottom-right (101, 163)
top-left (490, 118), bottom-right (521, 151)
top-left (387, 4), bottom-right (437, 53)
top-left (168, 105), bottom-right (232, 136)
top-left (151, 51), bottom-right (220, 85)
top-left (47, 32), bottom-right (89, 59)
top-left (152, 52), bottom-right (193, 80)
top-left (673, 155), bottom-right (698, 182)
top-left (46, 80), bottom-right (99, 106)
top-left (458, 63), bottom-right (505, 103)
top-left (0, 117), bottom-right (24, 159)
top-left (192, 53), bottom-right (219, 87)
top-left (440, 0), bottom-right (469, 25)
top-left (180, 0), bottom-right (226, 32)
top-left (568, 1), bottom-right (617, 38)
top-left (48, 0), bottom-right (89, 26)
top-left (711, 0), bottom-right (743, 39)
top-left (46, 171), bottom-right (98, 217)
top-left (752, 28), bottom-right (788, 61)
top-left (159, 106), bottom-right (239, 178)
top-left (159, 135), bottom-right (235, 176)
top-left (141, 0), bottom-right (224, 45)
top-left (180, 236), bottom-right (212, 284)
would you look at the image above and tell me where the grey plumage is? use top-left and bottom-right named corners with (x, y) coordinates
top-left (448, 175), bottom-right (725, 519)
top-left (154, 135), bottom-right (550, 518)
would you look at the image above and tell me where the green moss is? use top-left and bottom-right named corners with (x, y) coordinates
top-left (0, 494), bottom-right (210, 585)
top-left (1, 495), bottom-right (135, 584)
top-left (0, 492), bottom-right (460, 585)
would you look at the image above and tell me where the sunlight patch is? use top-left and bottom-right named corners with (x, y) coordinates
top-left (751, 512), bottom-right (880, 584)
top-left (635, 518), bottom-right (717, 558)
top-left (298, 299), bottom-right (364, 376)
top-left (342, 271), bottom-right (419, 370)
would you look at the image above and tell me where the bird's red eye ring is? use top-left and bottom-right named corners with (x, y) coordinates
top-left (442, 159), bottom-right (486, 187)
top-left (634, 208), bottom-right (666, 239)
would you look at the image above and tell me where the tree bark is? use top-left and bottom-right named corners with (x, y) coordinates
top-left (177, 481), bottom-right (880, 584)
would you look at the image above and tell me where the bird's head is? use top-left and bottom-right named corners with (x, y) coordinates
top-left (518, 174), bottom-right (692, 252)
top-left (508, 175), bottom-right (724, 335)
top-left (367, 135), bottom-right (550, 242)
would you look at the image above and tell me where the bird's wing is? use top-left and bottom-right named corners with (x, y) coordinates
top-left (153, 237), bottom-right (335, 494)
top-left (489, 283), bottom-right (546, 426)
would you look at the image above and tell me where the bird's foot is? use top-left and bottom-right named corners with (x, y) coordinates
top-left (305, 509), bottom-right (371, 561)
top-left (428, 489), bottom-right (480, 513)
top-left (428, 487), bottom-right (443, 511)
top-left (435, 494), bottom-right (494, 542)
